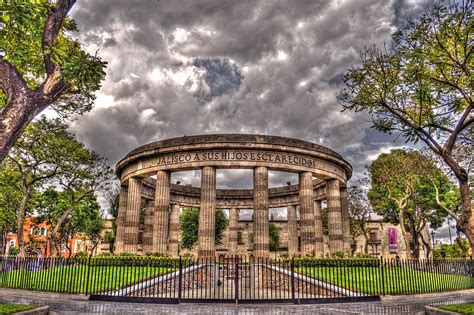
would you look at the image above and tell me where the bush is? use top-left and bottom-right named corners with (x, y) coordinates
top-left (7, 247), bottom-right (19, 256)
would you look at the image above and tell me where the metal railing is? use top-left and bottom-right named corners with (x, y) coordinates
top-left (0, 255), bottom-right (472, 303)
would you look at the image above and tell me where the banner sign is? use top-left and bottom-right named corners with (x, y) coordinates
top-left (388, 227), bottom-right (398, 253)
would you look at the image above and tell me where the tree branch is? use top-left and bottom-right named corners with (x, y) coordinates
top-left (444, 104), bottom-right (473, 154)
top-left (42, 0), bottom-right (76, 74)
top-left (0, 59), bottom-right (31, 106)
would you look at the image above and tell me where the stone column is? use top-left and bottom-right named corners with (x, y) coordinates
top-left (114, 186), bottom-right (128, 254)
top-left (314, 200), bottom-right (324, 256)
top-left (287, 205), bottom-right (298, 257)
top-left (253, 166), bottom-right (269, 258)
top-left (327, 179), bottom-right (344, 253)
top-left (142, 199), bottom-right (155, 254)
top-left (168, 204), bottom-right (180, 257)
top-left (340, 187), bottom-right (352, 254)
top-left (198, 166), bottom-right (216, 257)
top-left (229, 208), bottom-right (239, 256)
top-left (123, 177), bottom-right (142, 254)
top-left (299, 171), bottom-right (316, 256)
top-left (152, 171), bottom-right (170, 254)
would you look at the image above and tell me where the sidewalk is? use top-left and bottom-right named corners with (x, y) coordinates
top-left (1, 288), bottom-right (473, 314)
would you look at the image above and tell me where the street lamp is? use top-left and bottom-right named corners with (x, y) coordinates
top-left (430, 230), bottom-right (435, 249)
top-left (447, 217), bottom-right (453, 245)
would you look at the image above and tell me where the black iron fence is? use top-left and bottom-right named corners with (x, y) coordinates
top-left (0, 256), bottom-right (472, 303)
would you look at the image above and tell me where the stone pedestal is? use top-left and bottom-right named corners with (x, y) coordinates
top-left (168, 204), bottom-right (180, 257)
top-left (340, 187), bottom-right (351, 254)
top-left (198, 166), bottom-right (216, 257)
top-left (229, 208), bottom-right (239, 256)
top-left (314, 200), bottom-right (324, 256)
top-left (253, 166), bottom-right (269, 258)
top-left (287, 205), bottom-right (298, 257)
top-left (153, 170), bottom-right (170, 254)
top-left (142, 199), bottom-right (155, 254)
top-left (114, 186), bottom-right (128, 254)
top-left (299, 172), bottom-right (316, 256)
top-left (327, 179), bottom-right (344, 253)
top-left (123, 177), bottom-right (142, 254)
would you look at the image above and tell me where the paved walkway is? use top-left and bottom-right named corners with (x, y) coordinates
top-left (1, 288), bottom-right (473, 314)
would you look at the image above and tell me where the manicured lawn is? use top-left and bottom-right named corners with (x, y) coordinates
top-left (438, 303), bottom-right (474, 314)
top-left (0, 303), bottom-right (34, 315)
top-left (0, 265), bottom-right (176, 294)
top-left (297, 267), bottom-right (472, 295)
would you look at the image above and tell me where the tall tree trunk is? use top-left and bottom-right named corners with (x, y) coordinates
top-left (442, 153), bottom-right (473, 257)
top-left (457, 180), bottom-right (474, 258)
top-left (0, 229), bottom-right (5, 256)
top-left (398, 209), bottom-right (412, 259)
top-left (16, 190), bottom-right (30, 254)
top-left (419, 232), bottom-right (431, 260)
top-left (455, 229), bottom-right (468, 257)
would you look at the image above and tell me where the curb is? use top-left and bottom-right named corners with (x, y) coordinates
top-left (15, 306), bottom-right (49, 315)
top-left (380, 289), bottom-right (474, 302)
top-left (425, 305), bottom-right (460, 315)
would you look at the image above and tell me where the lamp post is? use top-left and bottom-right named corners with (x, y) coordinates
top-left (447, 218), bottom-right (453, 245)
top-left (430, 230), bottom-right (435, 249)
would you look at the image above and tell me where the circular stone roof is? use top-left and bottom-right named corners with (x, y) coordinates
top-left (116, 134), bottom-right (352, 181)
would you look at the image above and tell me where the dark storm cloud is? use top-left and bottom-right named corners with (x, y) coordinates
top-left (69, 0), bottom-right (431, 189)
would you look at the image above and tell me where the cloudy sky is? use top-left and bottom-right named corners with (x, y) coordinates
top-left (61, 0), bottom-right (453, 242)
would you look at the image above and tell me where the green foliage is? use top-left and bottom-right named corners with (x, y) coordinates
top-left (433, 241), bottom-right (471, 259)
top-left (179, 208), bottom-right (229, 249)
top-left (0, 1), bottom-right (107, 113)
top-left (0, 162), bottom-right (21, 235)
top-left (35, 188), bottom-right (105, 256)
top-left (179, 208), bottom-right (199, 249)
top-left (7, 247), bottom-right (19, 256)
top-left (368, 149), bottom-right (452, 257)
top-left (215, 209), bottom-right (229, 245)
top-left (0, 304), bottom-right (34, 314)
top-left (269, 223), bottom-right (280, 252)
top-left (339, 2), bottom-right (472, 148)
top-left (438, 303), bottom-right (474, 314)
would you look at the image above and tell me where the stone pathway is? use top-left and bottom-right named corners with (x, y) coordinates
top-left (0, 288), bottom-right (473, 314)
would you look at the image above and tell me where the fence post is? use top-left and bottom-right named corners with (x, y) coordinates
top-left (85, 254), bottom-right (92, 295)
top-left (235, 257), bottom-right (239, 303)
top-left (380, 256), bottom-right (385, 296)
top-left (178, 256), bottom-right (183, 303)
top-left (291, 257), bottom-right (296, 303)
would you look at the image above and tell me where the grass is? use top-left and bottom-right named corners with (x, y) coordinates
top-left (297, 267), bottom-right (472, 295)
top-left (0, 303), bottom-right (34, 315)
top-left (438, 303), bottom-right (474, 314)
top-left (0, 265), bottom-right (176, 294)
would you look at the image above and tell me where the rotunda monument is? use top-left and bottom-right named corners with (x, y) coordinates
top-left (114, 134), bottom-right (352, 258)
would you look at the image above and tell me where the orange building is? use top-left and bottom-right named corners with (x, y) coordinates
top-left (5, 217), bottom-right (111, 257)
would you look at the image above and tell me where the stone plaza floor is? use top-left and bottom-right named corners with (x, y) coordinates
top-left (1, 288), bottom-right (473, 314)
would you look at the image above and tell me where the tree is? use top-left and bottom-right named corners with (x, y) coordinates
top-left (0, 0), bottom-right (106, 162)
top-left (6, 117), bottom-right (80, 251)
top-left (339, 1), bottom-right (473, 252)
top-left (269, 223), bottom-right (280, 252)
top-left (35, 188), bottom-right (104, 257)
top-left (179, 208), bottom-right (229, 250)
top-left (347, 183), bottom-right (372, 254)
top-left (0, 162), bottom-right (22, 255)
top-left (50, 143), bottom-right (114, 255)
top-left (368, 149), bottom-right (449, 259)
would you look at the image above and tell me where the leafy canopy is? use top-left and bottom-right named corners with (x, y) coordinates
top-left (0, 1), bottom-right (106, 115)
top-left (339, 2), bottom-right (472, 151)
top-left (179, 208), bottom-right (229, 250)
top-left (368, 149), bottom-right (452, 229)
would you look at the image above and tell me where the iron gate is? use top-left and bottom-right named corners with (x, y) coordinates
top-left (89, 256), bottom-right (378, 304)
